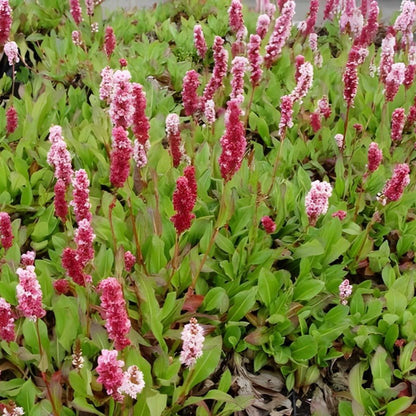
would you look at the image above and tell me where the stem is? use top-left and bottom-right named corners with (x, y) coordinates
top-left (108, 194), bottom-right (118, 253)
top-left (266, 137), bottom-right (285, 196)
top-left (36, 321), bottom-right (59, 416)
top-left (343, 105), bottom-right (350, 146)
top-left (127, 195), bottom-right (147, 274)
top-left (11, 63), bottom-right (15, 103)
top-left (244, 85), bottom-right (256, 128)
top-left (353, 174), bottom-right (367, 221)
top-left (166, 233), bottom-right (179, 289)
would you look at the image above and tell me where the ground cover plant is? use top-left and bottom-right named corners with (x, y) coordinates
top-left (1, 0), bottom-right (416, 414)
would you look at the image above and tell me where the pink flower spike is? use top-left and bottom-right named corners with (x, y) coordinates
top-left (291, 61), bottom-right (313, 102)
top-left (385, 63), bottom-right (406, 102)
top-left (110, 127), bottom-right (133, 188)
top-left (0, 212), bottom-right (13, 250)
top-left (318, 96), bottom-right (331, 119)
top-left (170, 167), bottom-right (197, 234)
top-left (264, 0), bottom-right (295, 68)
top-left (367, 142), bottom-right (382, 172)
top-left (394, 0), bottom-right (416, 47)
top-left (230, 56), bottom-right (248, 103)
top-left (133, 139), bottom-right (149, 169)
top-left (201, 36), bottom-right (229, 107)
top-left (100, 66), bottom-right (114, 103)
top-left (295, 55), bottom-right (305, 83)
top-left (334, 133), bottom-right (344, 149)
top-left (310, 111), bottom-right (321, 132)
top-left (0, 0), bottom-right (12, 46)
top-left (69, 0), bottom-right (82, 25)
top-left (379, 34), bottom-right (395, 85)
top-left (265, 2), bottom-right (276, 18)
top-left (340, 1), bottom-right (364, 38)
top-left (54, 279), bottom-right (70, 295)
top-left (62, 247), bottom-right (90, 286)
top-left (47, 126), bottom-right (73, 186)
top-left (305, 180), bottom-right (332, 226)
top-left (355, 0), bottom-right (378, 47)
top-left (104, 26), bottom-right (116, 58)
top-left (193, 25), bottom-right (207, 59)
top-left (256, 14), bottom-right (270, 39)
top-left (85, 0), bottom-right (94, 16)
top-left (218, 99), bottom-right (246, 182)
top-left (180, 317), bottom-right (205, 367)
top-left (166, 114), bottom-right (184, 168)
top-left (98, 278), bottom-right (131, 351)
top-left (124, 251), bottom-right (136, 272)
top-left (16, 265), bottom-right (46, 321)
top-left (204, 100), bottom-right (216, 124)
top-left (343, 46), bottom-right (360, 108)
top-left (301, 0), bottom-right (319, 36)
top-left (261, 216), bottom-right (276, 233)
top-left (72, 30), bottom-right (82, 47)
top-left (309, 33), bottom-right (318, 51)
top-left (383, 164), bottom-right (410, 202)
top-left (109, 70), bottom-right (134, 129)
top-left (391, 108), bottom-right (406, 141)
top-left (404, 64), bottom-right (416, 89)
top-left (0, 298), bottom-right (15, 342)
top-left (6, 106), bottom-right (18, 134)
top-left (118, 365), bottom-right (145, 399)
top-left (74, 218), bottom-right (95, 268)
top-left (71, 169), bottom-right (92, 223)
top-left (54, 179), bottom-right (68, 222)
top-left (247, 34), bottom-right (262, 87)
top-left (4, 41), bottom-right (19, 66)
top-left (228, 0), bottom-right (245, 38)
top-left (96, 349), bottom-right (125, 402)
top-left (278, 94), bottom-right (294, 137)
top-left (339, 279), bottom-right (352, 305)
top-left (182, 70), bottom-right (201, 117)
top-left (21, 251), bottom-right (35, 267)
top-left (332, 210), bottom-right (347, 220)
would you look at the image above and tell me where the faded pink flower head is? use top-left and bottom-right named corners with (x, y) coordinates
top-left (100, 66), bottom-right (114, 103)
top-left (85, 0), bottom-right (94, 16)
top-left (16, 265), bottom-right (46, 321)
top-left (193, 25), bottom-right (207, 59)
top-left (166, 114), bottom-right (184, 168)
top-left (4, 41), bottom-right (19, 66)
top-left (278, 94), bottom-right (294, 137)
top-left (342, 46), bottom-right (361, 108)
top-left (367, 142), bottom-right (383, 172)
top-left (247, 34), bottom-right (262, 87)
top-left (301, 0), bottom-right (319, 36)
top-left (180, 317), bottom-right (205, 367)
top-left (385, 63), bottom-right (406, 102)
top-left (340, 2), bottom-right (364, 38)
top-left (0, 298), bottom-right (15, 342)
top-left (230, 56), bottom-right (248, 103)
top-left (383, 163), bottom-right (410, 201)
top-left (47, 126), bottom-right (73, 186)
top-left (334, 133), bottom-right (344, 149)
top-left (318, 96), bottom-right (331, 119)
top-left (261, 216), bottom-right (276, 233)
top-left (170, 166), bottom-right (197, 234)
top-left (309, 32), bottom-right (318, 51)
top-left (72, 30), bottom-right (82, 46)
top-left (339, 279), bottom-right (352, 305)
top-left (391, 108), bottom-right (406, 141)
top-left (394, 0), bottom-right (416, 45)
top-left (264, 0), bottom-right (295, 68)
top-left (218, 99), bottom-right (246, 182)
top-left (124, 251), bottom-right (136, 272)
top-left (6, 106), bottom-right (17, 134)
top-left (74, 218), bottom-right (95, 268)
top-left (118, 365), bottom-right (145, 399)
top-left (109, 70), bottom-right (134, 129)
top-left (21, 251), bottom-right (35, 267)
top-left (332, 210), bottom-right (347, 220)
top-left (69, 0), bottom-right (82, 25)
top-left (404, 64), bottom-right (416, 89)
top-left (0, 0), bottom-right (12, 46)
top-left (355, 0), bottom-right (379, 47)
top-left (256, 14), bottom-right (270, 39)
top-left (104, 26), bottom-right (116, 58)
top-left (291, 61), bottom-right (313, 102)
top-left (96, 349), bottom-right (125, 402)
top-left (110, 127), bottom-right (133, 188)
top-left (295, 55), bottom-right (305, 83)
top-left (204, 99), bottom-right (216, 124)
top-left (305, 180), bottom-right (332, 226)
top-left (265, 2), bottom-right (276, 18)
top-left (182, 70), bottom-right (201, 116)
top-left (0, 212), bottom-right (13, 250)
top-left (70, 169), bottom-right (92, 223)
top-left (379, 34), bottom-right (396, 84)
top-left (98, 277), bottom-right (131, 350)
top-left (133, 139), bottom-right (149, 169)
top-left (201, 36), bottom-right (229, 106)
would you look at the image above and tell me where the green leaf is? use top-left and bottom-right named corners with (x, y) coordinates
top-left (385, 396), bottom-right (414, 416)
top-left (15, 379), bottom-right (40, 413)
top-left (258, 269), bottom-right (279, 308)
top-left (228, 287), bottom-right (257, 322)
top-left (187, 336), bottom-right (222, 391)
top-left (54, 296), bottom-right (80, 352)
top-left (370, 347), bottom-right (391, 394)
top-left (203, 287), bottom-right (229, 313)
top-left (146, 390), bottom-right (167, 416)
top-left (293, 279), bottom-right (325, 301)
top-left (71, 396), bottom-right (105, 416)
top-left (290, 335), bottom-right (317, 361)
top-left (293, 240), bottom-right (325, 259)
top-left (385, 290), bottom-right (407, 316)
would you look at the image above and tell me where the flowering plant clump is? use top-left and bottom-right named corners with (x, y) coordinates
top-left (1, 0), bottom-right (416, 414)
